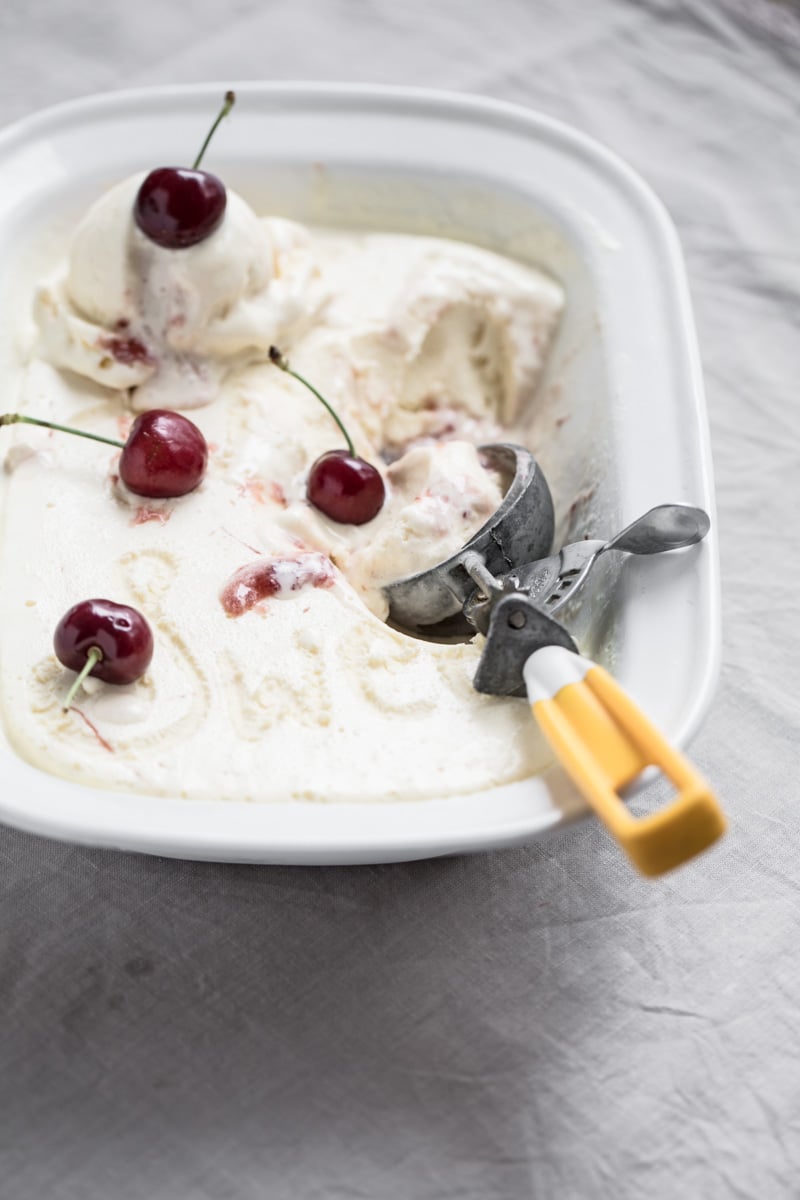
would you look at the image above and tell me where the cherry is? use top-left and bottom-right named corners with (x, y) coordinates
top-left (54, 599), bottom-right (154, 710)
top-left (1, 409), bottom-right (208, 499)
top-left (135, 167), bottom-right (226, 249)
top-left (268, 346), bottom-right (386, 525)
top-left (307, 450), bottom-right (385, 526)
top-left (119, 410), bottom-right (208, 499)
top-left (134, 91), bottom-right (235, 250)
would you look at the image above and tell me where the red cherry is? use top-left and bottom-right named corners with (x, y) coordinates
top-left (54, 600), bottom-right (154, 687)
top-left (307, 449), bottom-right (386, 525)
top-left (267, 347), bottom-right (387, 526)
top-left (134, 167), bottom-right (226, 249)
top-left (119, 410), bottom-right (208, 499)
top-left (132, 91), bottom-right (235, 251)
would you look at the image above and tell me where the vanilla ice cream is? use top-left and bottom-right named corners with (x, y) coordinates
top-left (34, 175), bottom-right (326, 410)
top-left (0, 178), bottom-right (564, 803)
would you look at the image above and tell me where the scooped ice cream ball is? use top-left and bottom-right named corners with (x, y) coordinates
top-left (66, 174), bottom-right (274, 351)
top-left (33, 174), bottom-right (331, 409)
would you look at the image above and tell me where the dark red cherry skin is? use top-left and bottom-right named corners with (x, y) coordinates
top-left (120, 410), bottom-right (208, 499)
top-left (306, 450), bottom-right (385, 525)
top-left (134, 167), bottom-right (226, 249)
top-left (54, 600), bottom-right (154, 685)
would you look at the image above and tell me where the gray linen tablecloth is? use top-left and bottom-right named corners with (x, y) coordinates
top-left (1, 1), bottom-right (799, 1196)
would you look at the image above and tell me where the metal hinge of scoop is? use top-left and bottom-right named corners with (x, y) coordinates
top-left (462, 552), bottom-right (578, 698)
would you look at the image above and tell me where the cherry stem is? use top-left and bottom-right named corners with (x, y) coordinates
top-left (63, 646), bottom-right (103, 712)
top-left (192, 90), bottom-right (236, 171)
top-left (269, 346), bottom-right (356, 457)
top-left (0, 413), bottom-right (124, 450)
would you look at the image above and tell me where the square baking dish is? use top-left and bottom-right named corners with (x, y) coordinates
top-left (0, 83), bottom-right (719, 862)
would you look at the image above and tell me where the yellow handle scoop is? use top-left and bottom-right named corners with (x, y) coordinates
top-left (524, 647), bottom-right (725, 877)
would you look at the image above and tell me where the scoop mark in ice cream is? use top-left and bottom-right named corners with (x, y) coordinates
top-left (221, 554), bottom-right (336, 617)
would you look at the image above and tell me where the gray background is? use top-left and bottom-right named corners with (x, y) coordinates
top-left (2, 1), bottom-right (799, 1196)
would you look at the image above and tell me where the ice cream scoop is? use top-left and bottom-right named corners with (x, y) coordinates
top-left (385, 465), bottom-right (722, 876)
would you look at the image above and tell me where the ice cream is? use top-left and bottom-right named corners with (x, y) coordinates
top-left (0, 177), bottom-right (564, 803)
top-left (34, 174), bottom-right (325, 410)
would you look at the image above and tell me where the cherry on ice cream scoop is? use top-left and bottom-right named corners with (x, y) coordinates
top-left (134, 91), bottom-right (235, 249)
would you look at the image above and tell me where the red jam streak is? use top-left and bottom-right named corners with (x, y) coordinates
top-left (71, 708), bottom-right (114, 753)
top-left (237, 478), bottom-right (266, 504)
top-left (221, 554), bottom-right (335, 617)
top-left (133, 505), bottom-right (171, 525)
top-left (236, 479), bottom-right (287, 508)
top-left (100, 335), bottom-right (155, 366)
top-left (268, 481), bottom-right (288, 508)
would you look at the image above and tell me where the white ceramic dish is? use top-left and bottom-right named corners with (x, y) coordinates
top-left (0, 83), bottom-right (719, 863)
